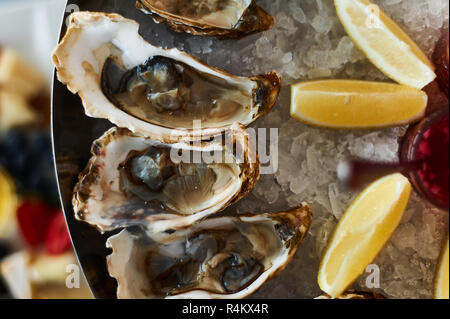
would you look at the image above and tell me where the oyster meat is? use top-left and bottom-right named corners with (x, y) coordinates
top-left (73, 126), bottom-right (259, 233)
top-left (136, 0), bottom-right (275, 38)
top-left (52, 12), bottom-right (281, 142)
top-left (106, 205), bottom-right (312, 299)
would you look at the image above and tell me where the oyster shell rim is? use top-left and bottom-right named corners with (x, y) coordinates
top-left (136, 0), bottom-right (275, 39)
top-left (105, 204), bottom-right (313, 299)
top-left (51, 11), bottom-right (281, 143)
top-left (72, 124), bottom-right (260, 234)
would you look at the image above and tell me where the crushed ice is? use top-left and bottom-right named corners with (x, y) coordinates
top-left (145, 0), bottom-right (449, 298)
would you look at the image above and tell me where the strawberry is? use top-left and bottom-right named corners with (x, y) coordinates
top-left (17, 199), bottom-right (54, 247)
top-left (45, 211), bottom-right (72, 255)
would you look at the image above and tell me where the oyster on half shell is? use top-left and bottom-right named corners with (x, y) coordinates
top-left (73, 126), bottom-right (259, 233)
top-left (106, 205), bottom-right (312, 299)
top-left (52, 12), bottom-right (281, 142)
top-left (136, 0), bottom-right (275, 38)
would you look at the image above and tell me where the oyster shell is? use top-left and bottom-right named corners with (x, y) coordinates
top-left (52, 12), bottom-right (281, 142)
top-left (73, 125), bottom-right (259, 233)
top-left (136, 0), bottom-right (275, 38)
top-left (106, 205), bottom-right (312, 299)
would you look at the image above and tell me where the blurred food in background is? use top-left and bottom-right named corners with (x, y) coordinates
top-left (1, 250), bottom-right (91, 299)
top-left (0, 0), bottom-right (92, 299)
top-left (0, 47), bottom-right (91, 299)
top-left (0, 49), bottom-right (43, 131)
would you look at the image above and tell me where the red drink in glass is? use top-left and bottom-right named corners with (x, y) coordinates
top-left (401, 108), bottom-right (449, 210)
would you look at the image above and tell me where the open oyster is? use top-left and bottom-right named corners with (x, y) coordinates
top-left (106, 205), bottom-right (312, 299)
top-left (52, 12), bottom-right (281, 142)
top-left (136, 0), bottom-right (275, 38)
top-left (73, 125), bottom-right (259, 233)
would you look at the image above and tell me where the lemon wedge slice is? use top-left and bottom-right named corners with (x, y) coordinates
top-left (318, 173), bottom-right (412, 298)
top-left (0, 167), bottom-right (17, 237)
top-left (434, 235), bottom-right (449, 299)
top-left (291, 80), bottom-right (427, 129)
top-left (335, 0), bottom-right (436, 89)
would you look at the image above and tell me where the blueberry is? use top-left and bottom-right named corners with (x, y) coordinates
top-left (24, 170), bottom-right (41, 190)
top-left (0, 129), bottom-right (60, 208)
top-left (9, 151), bottom-right (27, 176)
top-left (0, 130), bottom-right (27, 155)
top-left (29, 132), bottom-right (52, 157)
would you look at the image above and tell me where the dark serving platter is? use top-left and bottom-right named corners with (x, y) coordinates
top-left (51, 2), bottom-right (116, 298)
top-left (51, 0), bottom-right (450, 301)
top-left (52, 0), bottom-right (273, 299)
top-left (51, 0), bottom-right (201, 299)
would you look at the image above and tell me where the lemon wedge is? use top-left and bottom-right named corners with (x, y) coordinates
top-left (291, 80), bottom-right (427, 129)
top-left (434, 235), bottom-right (449, 299)
top-left (318, 173), bottom-right (412, 298)
top-left (335, 0), bottom-right (436, 89)
top-left (0, 167), bottom-right (17, 237)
